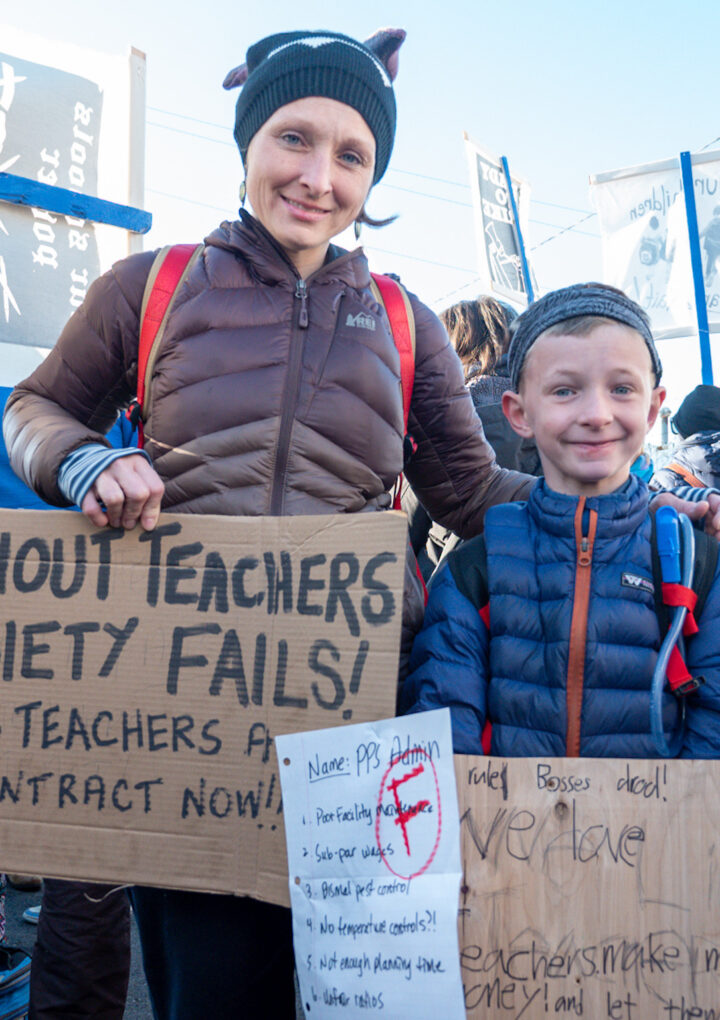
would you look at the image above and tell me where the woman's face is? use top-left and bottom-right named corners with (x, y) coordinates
top-left (245, 97), bottom-right (376, 278)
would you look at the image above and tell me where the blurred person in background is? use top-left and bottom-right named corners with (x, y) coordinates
top-left (651, 384), bottom-right (720, 491)
top-left (404, 295), bottom-right (542, 579)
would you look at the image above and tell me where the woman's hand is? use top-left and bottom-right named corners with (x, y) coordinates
top-left (652, 491), bottom-right (720, 540)
top-left (81, 454), bottom-right (165, 531)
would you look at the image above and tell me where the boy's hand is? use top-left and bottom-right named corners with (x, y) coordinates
top-left (651, 491), bottom-right (720, 540)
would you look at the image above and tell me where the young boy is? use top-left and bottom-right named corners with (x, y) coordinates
top-left (401, 282), bottom-right (720, 758)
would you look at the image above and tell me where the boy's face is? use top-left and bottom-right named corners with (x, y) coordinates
top-left (502, 323), bottom-right (665, 497)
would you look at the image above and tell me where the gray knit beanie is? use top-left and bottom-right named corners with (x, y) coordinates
top-left (507, 282), bottom-right (662, 390)
top-left (223, 30), bottom-right (404, 184)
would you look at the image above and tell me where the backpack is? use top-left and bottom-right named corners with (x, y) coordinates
top-left (127, 245), bottom-right (417, 503)
top-left (0, 945), bottom-right (30, 1020)
top-left (449, 522), bottom-right (718, 695)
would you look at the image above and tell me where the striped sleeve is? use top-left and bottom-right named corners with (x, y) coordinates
top-left (58, 444), bottom-right (152, 508)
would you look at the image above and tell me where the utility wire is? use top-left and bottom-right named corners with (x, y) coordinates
top-left (148, 121), bottom-right (235, 147)
top-left (146, 105), bottom-right (604, 265)
top-left (146, 187), bottom-right (477, 273)
top-left (530, 211), bottom-right (597, 252)
top-left (346, 244), bottom-right (478, 274)
top-left (147, 187), bottom-right (233, 213)
top-left (700, 134), bottom-right (720, 152)
top-left (147, 105), bottom-right (595, 216)
top-left (430, 276), bottom-right (485, 309)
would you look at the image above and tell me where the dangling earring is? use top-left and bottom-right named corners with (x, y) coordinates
top-left (239, 180), bottom-right (247, 209)
top-left (354, 219), bottom-right (362, 241)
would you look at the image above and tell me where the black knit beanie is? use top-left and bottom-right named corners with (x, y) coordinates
top-left (226, 30), bottom-right (398, 184)
top-left (508, 282), bottom-right (662, 391)
top-left (672, 384), bottom-right (720, 438)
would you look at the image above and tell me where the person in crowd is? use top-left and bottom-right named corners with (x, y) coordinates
top-left (442, 295), bottom-right (541, 475)
top-left (651, 384), bottom-right (720, 491)
top-left (402, 283), bottom-right (720, 760)
top-left (2, 28), bottom-right (549, 1018)
top-left (404, 294), bottom-right (541, 579)
top-left (630, 448), bottom-right (654, 482)
top-left (0, 386), bottom-right (133, 1019)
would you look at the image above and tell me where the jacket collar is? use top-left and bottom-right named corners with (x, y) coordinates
top-left (527, 475), bottom-right (650, 541)
top-left (203, 211), bottom-right (372, 290)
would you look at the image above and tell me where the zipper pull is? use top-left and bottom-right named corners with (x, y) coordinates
top-left (295, 279), bottom-right (309, 328)
top-left (579, 536), bottom-right (591, 566)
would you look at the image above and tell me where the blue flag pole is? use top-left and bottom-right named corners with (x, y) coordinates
top-left (679, 150), bottom-right (713, 384)
top-left (500, 155), bottom-right (534, 304)
top-left (0, 173), bottom-right (151, 233)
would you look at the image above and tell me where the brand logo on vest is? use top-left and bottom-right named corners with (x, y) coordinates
top-left (346, 312), bottom-right (376, 331)
top-left (621, 572), bottom-right (654, 595)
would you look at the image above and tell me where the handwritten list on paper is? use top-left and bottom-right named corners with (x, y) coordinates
top-left (277, 708), bottom-right (465, 1018)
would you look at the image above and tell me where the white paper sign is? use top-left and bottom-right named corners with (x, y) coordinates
top-left (589, 151), bottom-right (720, 339)
top-left (277, 709), bottom-right (464, 1019)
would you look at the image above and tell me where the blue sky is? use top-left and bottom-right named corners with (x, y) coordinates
top-left (4, 0), bottom-right (720, 414)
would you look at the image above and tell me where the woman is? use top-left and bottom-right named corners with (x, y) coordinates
top-left (2, 28), bottom-right (536, 1018)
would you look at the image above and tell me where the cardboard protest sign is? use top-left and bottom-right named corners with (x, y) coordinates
top-left (455, 755), bottom-right (720, 1018)
top-left (0, 508), bottom-right (405, 905)
top-left (277, 709), bottom-right (465, 1019)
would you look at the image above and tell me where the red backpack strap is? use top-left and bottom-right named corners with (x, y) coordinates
top-left (369, 273), bottom-right (416, 512)
top-left (370, 273), bottom-right (415, 435)
top-left (129, 243), bottom-right (203, 447)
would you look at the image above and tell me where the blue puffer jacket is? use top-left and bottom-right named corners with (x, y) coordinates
top-left (402, 476), bottom-right (720, 758)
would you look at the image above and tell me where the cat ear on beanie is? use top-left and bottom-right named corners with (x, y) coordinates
top-left (224, 29), bottom-right (403, 183)
top-left (363, 28), bottom-right (406, 82)
top-left (222, 63), bottom-right (248, 90)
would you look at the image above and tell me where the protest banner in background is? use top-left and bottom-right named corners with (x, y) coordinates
top-left (0, 26), bottom-right (145, 381)
top-left (590, 150), bottom-right (720, 340)
top-left (456, 755), bottom-right (720, 1018)
top-left (277, 709), bottom-right (465, 1019)
top-left (0, 508), bottom-right (405, 905)
top-left (464, 133), bottom-right (534, 307)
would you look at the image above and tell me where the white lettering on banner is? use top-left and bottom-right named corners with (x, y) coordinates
top-left (479, 162), bottom-right (505, 189)
top-left (0, 61), bottom-right (26, 150)
top-left (66, 102), bottom-right (96, 306)
top-left (481, 199), bottom-right (512, 224)
top-left (0, 256), bottom-right (21, 322)
top-left (0, 61), bottom-right (24, 317)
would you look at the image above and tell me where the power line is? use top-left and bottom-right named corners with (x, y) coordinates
top-left (148, 106), bottom-right (232, 130)
top-left (146, 106), bottom-right (603, 255)
top-left (700, 134), bottom-right (720, 152)
top-left (145, 187), bottom-right (480, 273)
top-left (147, 121), bottom-right (235, 147)
top-left (362, 245), bottom-right (478, 274)
top-left (379, 181), bottom-right (473, 208)
top-left (430, 275), bottom-right (484, 309)
top-left (530, 211), bottom-right (598, 251)
top-left (377, 182), bottom-right (599, 234)
top-left (146, 104), bottom-right (594, 216)
top-left (147, 187), bottom-right (233, 213)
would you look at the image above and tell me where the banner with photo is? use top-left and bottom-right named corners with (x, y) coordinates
top-left (0, 26), bottom-right (144, 380)
top-left (464, 133), bottom-right (534, 307)
top-left (589, 151), bottom-right (720, 340)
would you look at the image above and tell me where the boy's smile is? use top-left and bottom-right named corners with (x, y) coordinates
top-left (502, 322), bottom-right (665, 497)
